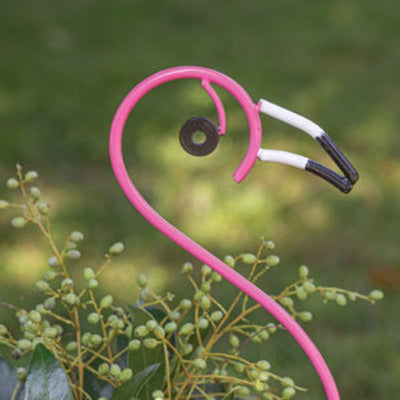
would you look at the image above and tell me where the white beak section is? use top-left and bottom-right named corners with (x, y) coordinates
top-left (257, 149), bottom-right (308, 170)
top-left (259, 99), bottom-right (324, 139)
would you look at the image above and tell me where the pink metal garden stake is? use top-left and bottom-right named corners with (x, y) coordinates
top-left (109, 66), bottom-right (359, 400)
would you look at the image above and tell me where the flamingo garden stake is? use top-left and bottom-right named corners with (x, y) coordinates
top-left (109, 66), bottom-right (359, 400)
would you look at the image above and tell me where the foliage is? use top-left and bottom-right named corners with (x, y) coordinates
top-left (0, 166), bottom-right (383, 399)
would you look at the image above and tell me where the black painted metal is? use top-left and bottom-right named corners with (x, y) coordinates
top-left (179, 117), bottom-right (219, 156)
top-left (307, 132), bottom-right (359, 193)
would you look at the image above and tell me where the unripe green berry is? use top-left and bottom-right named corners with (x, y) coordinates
top-left (298, 311), bottom-right (313, 322)
top-left (120, 368), bottom-right (133, 382)
top-left (98, 362), bottom-right (109, 376)
top-left (200, 281), bottom-right (211, 293)
top-left (256, 360), bottom-right (271, 371)
top-left (87, 279), bottom-right (99, 290)
top-left (70, 231), bottom-right (84, 242)
top-left (181, 262), bottom-right (193, 274)
top-left (242, 253), bottom-right (256, 265)
top-left (152, 390), bottom-right (164, 399)
top-left (100, 294), bottom-right (113, 309)
top-left (29, 310), bottom-right (42, 324)
top-left (324, 291), bottom-right (336, 301)
top-left (234, 362), bottom-right (245, 373)
top-left (267, 323), bottom-right (277, 334)
top-left (128, 339), bottom-right (141, 351)
top-left (24, 320), bottom-right (39, 334)
top-left (295, 286), bottom-right (308, 301)
top-left (16, 367), bottom-right (27, 380)
top-left (193, 290), bottom-right (205, 302)
top-left (135, 325), bottom-right (149, 338)
top-left (146, 320), bottom-right (157, 331)
top-left (229, 334), bottom-right (240, 348)
top-left (43, 271), bottom-right (57, 281)
top-left (201, 264), bottom-right (212, 276)
top-left (88, 313), bottom-right (100, 324)
top-left (282, 376), bottom-right (295, 387)
top-left (6, 178), bottom-right (19, 190)
top-left (168, 310), bottom-right (180, 321)
top-left (197, 318), bottom-right (209, 330)
top-left (265, 240), bottom-right (275, 250)
top-left (25, 171), bottom-right (38, 182)
top-left (236, 386), bottom-right (250, 396)
top-left (66, 241), bottom-right (77, 250)
top-left (64, 293), bottom-right (78, 306)
top-left (164, 322), bottom-right (177, 333)
top-left (109, 242), bottom-right (124, 255)
top-left (193, 358), bottom-right (207, 370)
top-left (298, 265), bottom-right (309, 279)
top-left (200, 295), bottom-right (211, 310)
top-left (211, 271), bottom-right (222, 282)
top-left (266, 255), bottom-right (280, 267)
top-left (335, 293), bottom-right (347, 306)
top-left (82, 333), bottom-right (92, 346)
top-left (180, 322), bottom-right (194, 335)
top-left (224, 255), bottom-right (235, 268)
top-left (11, 217), bottom-right (28, 228)
top-left (182, 343), bottom-right (193, 355)
top-left (61, 278), bottom-right (74, 291)
top-left (303, 281), bottom-right (316, 294)
top-left (35, 280), bottom-right (50, 292)
top-left (66, 249), bottom-right (81, 260)
top-left (37, 201), bottom-right (50, 215)
top-left (110, 364), bottom-right (121, 377)
top-left (280, 297), bottom-right (294, 307)
top-left (43, 297), bottom-right (56, 310)
top-left (347, 292), bottom-right (357, 301)
top-left (90, 334), bottom-right (102, 347)
top-left (44, 327), bottom-right (58, 338)
top-left (282, 386), bottom-right (296, 399)
top-left (143, 338), bottom-right (158, 349)
top-left (210, 310), bottom-right (223, 322)
top-left (369, 289), bottom-right (384, 301)
top-left (47, 256), bottom-right (60, 268)
top-left (0, 324), bottom-right (8, 336)
top-left (252, 334), bottom-right (263, 343)
top-left (66, 341), bottom-right (78, 352)
top-left (179, 298), bottom-right (192, 309)
top-left (249, 368), bottom-right (259, 380)
top-left (258, 329), bottom-right (270, 341)
top-left (152, 392), bottom-right (164, 400)
top-left (137, 273), bottom-right (148, 288)
top-left (83, 267), bottom-right (95, 281)
top-left (29, 186), bottom-right (41, 200)
top-left (0, 200), bottom-right (9, 210)
top-left (17, 339), bottom-right (32, 351)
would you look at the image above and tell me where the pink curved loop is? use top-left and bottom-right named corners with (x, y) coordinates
top-left (109, 66), bottom-right (340, 400)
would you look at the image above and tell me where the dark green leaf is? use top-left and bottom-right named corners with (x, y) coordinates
top-left (126, 305), bottom-right (166, 399)
top-left (0, 356), bottom-right (24, 400)
top-left (23, 344), bottom-right (73, 400)
top-left (112, 362), bottom-right (160, 400)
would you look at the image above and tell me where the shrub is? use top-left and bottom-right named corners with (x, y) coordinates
top-left (0, 165), bottom-right (383, 400)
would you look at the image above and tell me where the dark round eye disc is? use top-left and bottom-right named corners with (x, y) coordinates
top-left (179, 117), bottom-right (219, 156)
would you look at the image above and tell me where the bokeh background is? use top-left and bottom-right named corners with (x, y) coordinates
top-left (1, 0), bottom-right (399, 398)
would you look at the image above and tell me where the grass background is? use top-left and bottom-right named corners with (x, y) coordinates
top-left (0, 0), bottom-right (399, 398)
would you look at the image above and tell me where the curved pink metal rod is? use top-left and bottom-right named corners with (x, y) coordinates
top-left (109, 66), bottom-right (340, 400)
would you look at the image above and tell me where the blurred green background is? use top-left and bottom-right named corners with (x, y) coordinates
top-left (0, 0), bottom-right (399, 398)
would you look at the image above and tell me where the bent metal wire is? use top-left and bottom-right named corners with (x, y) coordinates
top-left (109, 66), bottom-right (359, 400)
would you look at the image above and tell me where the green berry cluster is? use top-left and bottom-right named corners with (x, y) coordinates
top-left (0, 167), bottom-right (384, 400)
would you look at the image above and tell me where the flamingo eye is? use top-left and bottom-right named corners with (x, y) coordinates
top-left (179, 117), bottom-right (219, 157)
